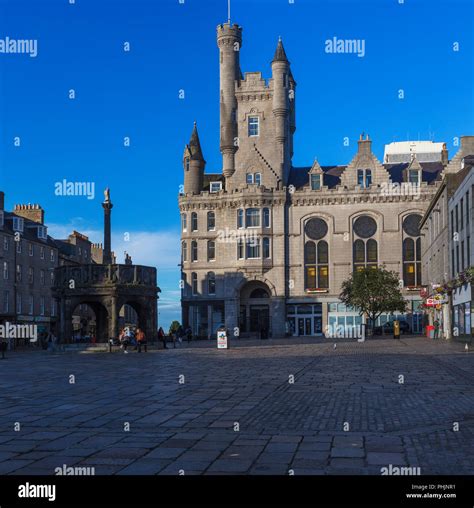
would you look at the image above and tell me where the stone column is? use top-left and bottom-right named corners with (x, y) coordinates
top-left (102, 189), bottom-right (113, 265)
top-left (109, 296), bottom-right (118, 340)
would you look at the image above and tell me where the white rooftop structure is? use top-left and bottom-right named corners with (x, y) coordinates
top-left (384, 141), bottom-right (446, 164)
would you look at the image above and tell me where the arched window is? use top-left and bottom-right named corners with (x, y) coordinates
top-left (185, 158), bottom-right (190, 171)
top-left (207, 211), bottom-right (215, 231)
top-left (366, 239), bottom-right (378, 266)
top-left (263, 208), bottom-right (270, 228)
top-left (250, 288), bottom-right (269, 298)
top-left (304, 239), bottom-right (329, 289)
top-left (191, 241), bottom-right (198, 262)
top-left (403, 238), bottom-right (415, 286)
top-left (353, 215), bottom-right (378, 271)
top-left (191, 272), bottom-right (198, 295)
top-left (181, 213), bottom-right (187, 232)
top-left (353, 239), bottom-right (378, 271)
top-left (263, 237), bottom-right (270, 258)
top-left (402, 214), bottom-right (422, 287)
top-left (191, 212), bottom-right (198, 232)
top-left (207, 240), bottom-right (216, 261)
top-left (182, 241), bottom-right (187, 262)
top-left (207, 272), bottom-right (216, 295)
top-left (255, 173), bottom-right (261, 186)
top-left (246, 173), bottom-right (254, 184)
top-left (237, 209), bottom-right (244, 229)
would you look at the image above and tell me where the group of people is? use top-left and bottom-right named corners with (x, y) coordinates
top-left (117, 325), bottom-right (193, 353)
top-left (118, 327), bottom-right (147, 353)
top-left (157, 325), bottom-right (192, 349)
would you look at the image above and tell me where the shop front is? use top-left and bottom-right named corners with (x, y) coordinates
top-left (452, 283), bottom-right (473, 340)
top-left (286, 303), bottom-right (323, 337)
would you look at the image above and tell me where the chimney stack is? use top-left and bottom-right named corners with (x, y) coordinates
top-left (13, 203), bottom-right (44, 224)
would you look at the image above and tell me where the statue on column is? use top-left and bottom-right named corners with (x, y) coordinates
top-left (104, 187), bottom-right (111, 203)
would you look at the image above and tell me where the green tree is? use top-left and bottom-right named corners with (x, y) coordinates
top-left (339, 266), bottom-right (407, 333)
top-left (168, 320), bottom-right (181, 335)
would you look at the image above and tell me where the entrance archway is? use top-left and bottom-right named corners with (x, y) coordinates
top-left (239, 281), bottom-right (271, 337)
top-left (70, 301), bottom-right (109, 343)
top-left (118, 303), bottom-right (139, 331)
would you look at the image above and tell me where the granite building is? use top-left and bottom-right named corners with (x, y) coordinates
top-left (178, 22), bottom-right (470, 339)
top-left (0, 193), bottom-right (59, 339)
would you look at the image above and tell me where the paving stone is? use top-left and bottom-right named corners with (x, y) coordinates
top-left (330, 458), bottom-right (366, 468)
top-left (330, 447), bottom-right (365, 458)
top-left (143, 447), bottom-right (186, 459)
top-left (207, 459), bottom-right (253, 473)
top-left (367, 452), bottom-right (407, 466)
top-left (116, 459), bottom-right (171, 475)
top-left (0, 336), bottom-right (473, 476)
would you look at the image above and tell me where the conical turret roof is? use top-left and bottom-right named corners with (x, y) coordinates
top-left (187, 122), bottom-right (205, 162)
top-left (272, 37), bottom-right (289, 63)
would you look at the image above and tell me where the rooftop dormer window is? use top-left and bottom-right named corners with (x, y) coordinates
top-left (13, 217), bottom-right (24, 232)
top-left (310, 174), bottom-right (321, 191)
top-left (408, 169), bottom-right (420, 184)
top-left (37, 226), bottom-right (47, 240)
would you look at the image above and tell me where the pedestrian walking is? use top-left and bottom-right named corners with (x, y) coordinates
top-left (120, 327), bottom-right (130, 353)
top-left (136, 328), bottom-right (147, 352)
top-left (393, 320), bottom-right (400, 340)
top-left (433, 319), bottom-right (440, 340)
top-left (186, 326), bottom-right (192, 344)
top-left (158, 327), bottom-right (167, 349)
top-left (177, 325), bottom-right (184, 346)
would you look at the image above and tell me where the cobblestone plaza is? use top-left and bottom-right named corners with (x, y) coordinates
top-left (0, 336), bottom-right (473, 475)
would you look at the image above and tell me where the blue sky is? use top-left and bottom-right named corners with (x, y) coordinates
top-left (0, 0), bottom-right (473, 327)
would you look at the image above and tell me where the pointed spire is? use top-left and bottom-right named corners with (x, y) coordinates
top-left (187, 122), bottom-right (205, 162)
top-left (272, 38), bottom-right (289, 63)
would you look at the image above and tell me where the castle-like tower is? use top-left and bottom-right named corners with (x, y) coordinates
top-left (216, 23), bottom-right (296, 191)
top-left (179, 21), bottom-right (471, 340)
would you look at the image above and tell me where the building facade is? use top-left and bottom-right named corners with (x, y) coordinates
top-left (178, 22), bottom-right (468, 339)
top-left (448, 159), bottom-right (474, 339)
top-left (419, 140), bottom-right (474, 339)
top-left (0, 194), bottom-right (59, 339)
